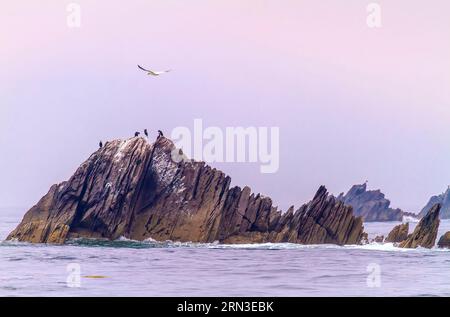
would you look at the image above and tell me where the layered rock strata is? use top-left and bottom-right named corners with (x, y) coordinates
top-left (399, 204), bottom-right (440, 249)
top-left (8, 137), bottom-right (365, 246)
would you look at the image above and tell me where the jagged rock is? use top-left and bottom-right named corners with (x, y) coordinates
top-left (8, 137), bottom-right (366, 246)
top-left (337, 183), bottom-right (403, 222)
top-left (438, 232), bottom-right (450, 248)
top-left (361, 232), bottom-right (369, 244)
top-left (372, 235), bottom-right (384, 243)
top-left (399, 204), bottom-right (440, 249)
top-left (419, 187), bottom-right (450, 219)
top-left (385, 223), bottom-right (409, 243)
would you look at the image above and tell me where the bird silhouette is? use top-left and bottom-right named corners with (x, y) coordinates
top-left (99, 141), bottom-right (103, 148)
top-left (138, 65), bottom-right (171, 76)
top-left (135, 131), bottom-right (140, 137)
top-left (144, 129), bottom-right (148, 137)
top-left (157, 130), bottom-right (164, 138)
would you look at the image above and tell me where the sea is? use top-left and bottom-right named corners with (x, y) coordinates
top-left (1, 207), bottom-right (450, 297)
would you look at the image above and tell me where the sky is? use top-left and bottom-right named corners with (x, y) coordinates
top-left (1, 0), bottom-right (450, 213)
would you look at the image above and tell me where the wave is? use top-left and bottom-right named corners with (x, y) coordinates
top-left (3, 235), bottom-right (448, 253)
top-left (64, 237), bottom-right (450, 253)
top-left (0, 238), bottom-right (34, 247)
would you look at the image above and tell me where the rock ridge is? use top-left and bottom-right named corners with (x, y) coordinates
top-left (8, 137), bottom-right (365, 246)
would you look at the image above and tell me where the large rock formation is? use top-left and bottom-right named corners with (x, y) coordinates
top-left (385, 223), bottom-right (409, 243)
top-left (419, 187), bottom-right (450, 219)
top-left (399, 204), bottom-right (440, 249)
top-left (7, 137), bottom-right (365, 245)
top-left (337, 183), bottom-right (404, 222)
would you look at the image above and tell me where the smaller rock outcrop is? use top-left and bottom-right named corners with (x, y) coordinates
top-left (337, 183), bottom-right (403, 222)
top-left (372, 235), bottom-right (384, 243)
top-left (221, 185), bottom-right (366, 245)
top-left (360, 232), bottom-right (369, 244)
top-left (437, 232), bottom-right (450, 248)
top-left (385, 223), bottom-right (409, 243)
top-left (402, 211), bottom-right (419, 220)
top-left (399, 204), bottom-right (440, 249)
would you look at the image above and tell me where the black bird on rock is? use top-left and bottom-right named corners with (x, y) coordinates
top-left (99, 141), bottom-right (103, 148)
top-left (157, 130), bottom-right (164, 138)
top-left (144, 129), bottom-right (148, 137)
top-left (135, 131), bottom-right (140, 137)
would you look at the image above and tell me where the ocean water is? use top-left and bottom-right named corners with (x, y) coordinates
top-left (1, 207), bottom-right (450, 297)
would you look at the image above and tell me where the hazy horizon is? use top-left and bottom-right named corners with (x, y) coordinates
top-left (1, 0), bottom-right (450, 213)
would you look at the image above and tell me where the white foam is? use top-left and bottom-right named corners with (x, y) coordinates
top-left (64, 236), bottom-right (450, 253)
top-left (403, 215), bottom-right (420, 223)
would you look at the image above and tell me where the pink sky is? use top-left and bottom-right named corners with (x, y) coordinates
top-left (1, 0), bottom-right (450, 212)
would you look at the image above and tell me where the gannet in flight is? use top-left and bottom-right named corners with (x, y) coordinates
top-left (138, 65), bottom-right (171, 76)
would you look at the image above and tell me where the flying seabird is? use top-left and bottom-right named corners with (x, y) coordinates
top-left (138, 65), bottom-right (171, 76)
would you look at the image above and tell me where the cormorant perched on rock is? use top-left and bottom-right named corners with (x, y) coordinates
top-left (144, 129), bottom-right (148, 137)
top-left (157, 130), bottom-right (164, 138)
top-left (134, 131), bottom-right (140, 137)
top-left (99, 141), bottom-right (103, 148)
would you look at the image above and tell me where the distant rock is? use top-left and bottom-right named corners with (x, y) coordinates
top-left (337, 183), bottom-right (404, 222)
top-left (437, 232), bottom-right (450, 248)
top-left (372, 235), bottom-right (384, 243)
top-left (385, 223), bottom-right (409, 243)
top-left (419, 187), bottom-right (450, 219)
top-left (402, 212), bottom-right (420, 222)
top-left (7, 137), bottom-right (366, 246)
top-left (399, 204), bottom-right (440, 249)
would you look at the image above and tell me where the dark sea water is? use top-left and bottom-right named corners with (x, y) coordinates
top-left (1, 207), bottom-right (450, 297)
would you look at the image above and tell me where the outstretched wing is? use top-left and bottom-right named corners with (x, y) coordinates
top-left (138, 65), bottom-right (150, 72)
top-left (147, 70), bottom-right (159, 76)
top-left (152, 69), bottom-right (171, 75)
top-left (139, 65), bottom-right (171, 76)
